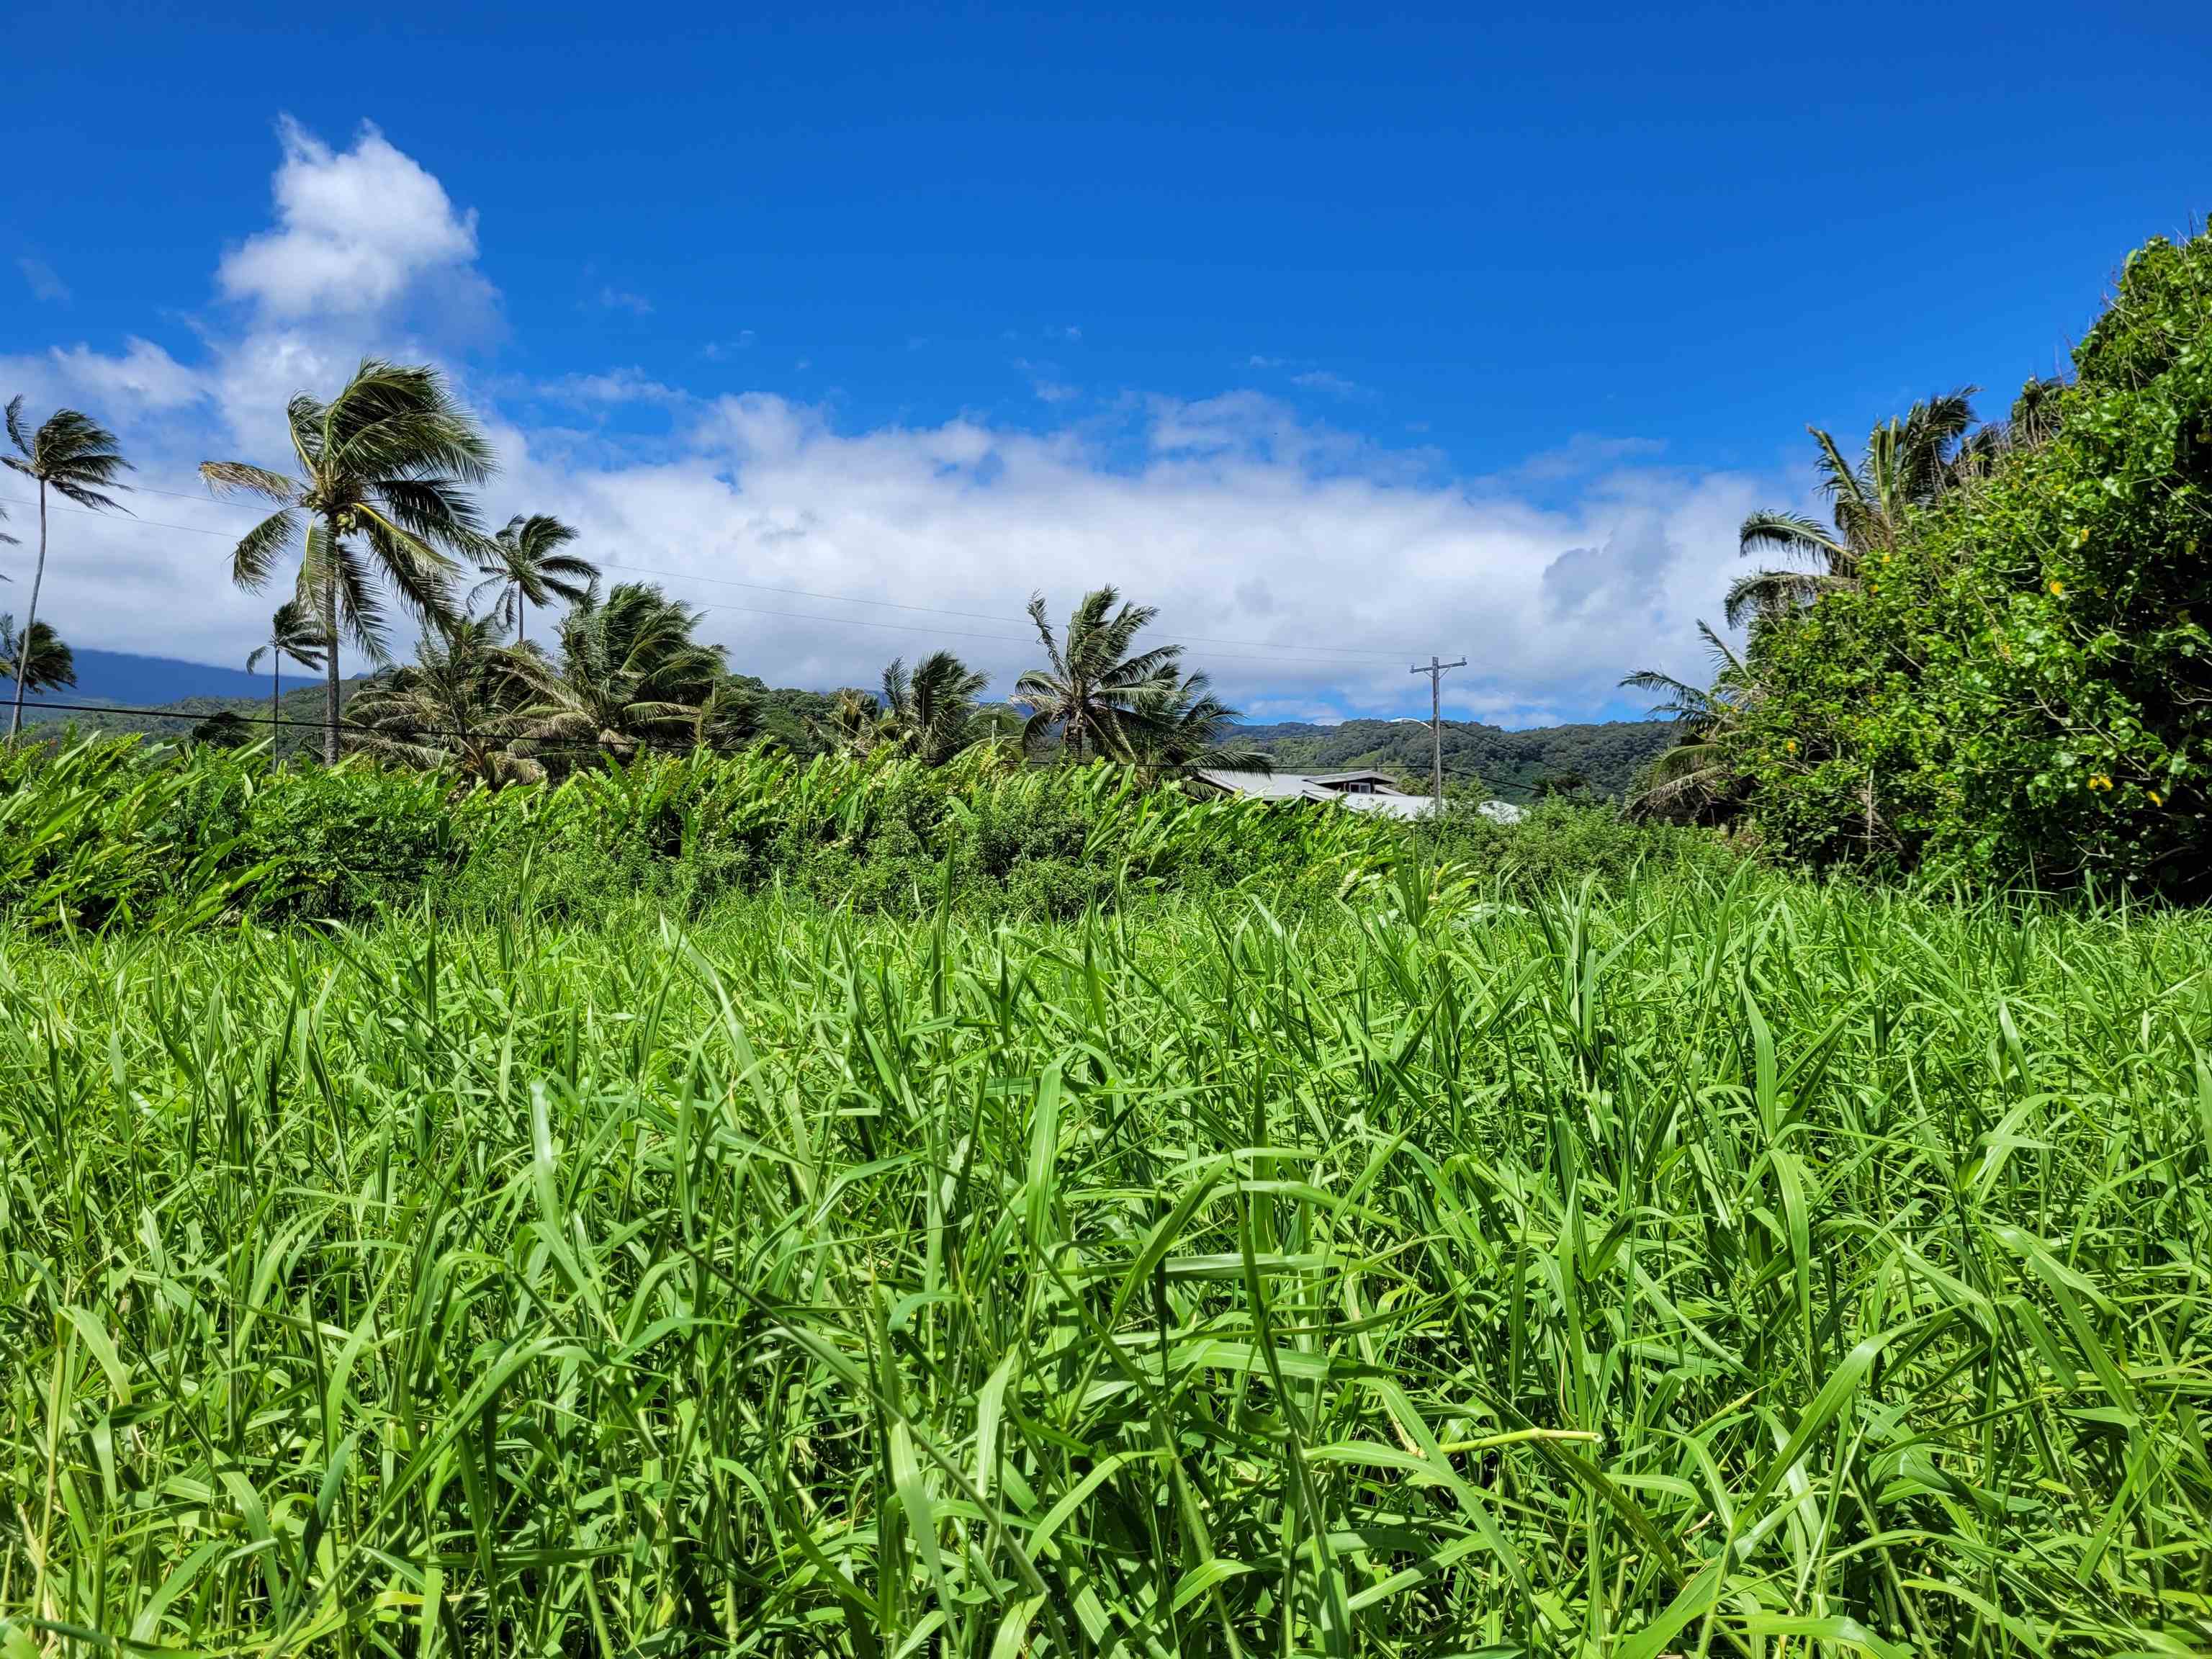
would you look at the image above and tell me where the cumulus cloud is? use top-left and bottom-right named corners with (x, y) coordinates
top-left (597, 286), bottom-right (652, 315)
top-left (6, 117), bottom-right (1766, 724)
top-left (217, 117), bottom-right (483, 322)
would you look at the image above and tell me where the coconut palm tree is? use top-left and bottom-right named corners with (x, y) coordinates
top-left (1012, 586), bottom-right (1185, 761)
top-left (1728, 388), bottom-right (1977, 631)
top-left (1126, 668), bottom-right (1270, 781)
top-left (347, 614), bottom-right (539, 786)
top-left (505, 580), bottom-right (751, 766)
top-left (816, 687), bottom-right (887, 757)
top-left (1619, 621), bottom-right (1762, 822)
top-left (0, 613), bottom-right (73, 698)
top-left (881, 650), bottom-right (989, 765)
top-left (4, 398), bottom-right (132, 742)
top-left (201, 359), bottom-right (493, 765)
top-left (244, 599), bottom-right (328, 754)
top-left (470, 513), bottom-right (596, 643)
top-left (1953, 374), bottom-right (2069, 480)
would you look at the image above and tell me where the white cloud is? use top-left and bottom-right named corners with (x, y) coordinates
top-left (18, 257), bottom-right (69, 303)
top-left (701, 331), bottom-right (755, 360)
top-left (1012, 357), bottom-right (1079, 404)
top-left (46, 338), bottom-right (207, 413)
top-left (6, 116), bottom-right (1768, 724)
top-left (536, 368), bottom-right (688, 407)
top-left (217, 117), bottom-right (481, 320)
top-left (597, 286), bottom-right (653, 316)
top-left (1290, 369), bottom-right (1365, 398)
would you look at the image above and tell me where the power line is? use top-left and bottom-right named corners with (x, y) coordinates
top-left (1, 490), bottom-right (1420, 664)
top-left (14, 697), bottom-right (761, 759)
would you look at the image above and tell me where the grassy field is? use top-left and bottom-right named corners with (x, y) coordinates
top-left (4, 870), bottom-right (2209, 1655)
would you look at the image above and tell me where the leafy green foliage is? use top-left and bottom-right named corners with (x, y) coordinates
top-left (1726, 228), bottom-right (2212, 894)
top-left (3, 876), bottom-right (2206, 1653)
top-left (0, 739), bottom-right (1727, 931)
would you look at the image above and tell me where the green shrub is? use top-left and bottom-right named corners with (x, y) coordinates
top-left (241, 767), bottom-right (459, 922)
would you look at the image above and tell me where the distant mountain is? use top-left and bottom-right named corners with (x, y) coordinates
top-left (39, 647), bottom-right (274, 708)
top-left (20, 649), bottom-right (1677, 793)
top-left (17, 647), bottom-right (854, 758)
top-left (1234, 716), bottom-right (1676, 801)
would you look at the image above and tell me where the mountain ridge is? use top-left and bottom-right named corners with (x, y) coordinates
top-left (22, 648), bottom-right (1676, 793)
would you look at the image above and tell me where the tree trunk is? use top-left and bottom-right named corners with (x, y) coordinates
top-left (323, 521), bottom-right (341, 766)
top-left (517, 587), bottom-right (526, 646)
top-left (271, 655), bottom-right (281, 757)
top-left (5, 482), bottom-right (49, 745)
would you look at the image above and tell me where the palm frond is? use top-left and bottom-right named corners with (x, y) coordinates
top-left (227, 508), bottom-right (302, 592)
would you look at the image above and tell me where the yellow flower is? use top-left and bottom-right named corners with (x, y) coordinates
top-left (2087, 773), bottom-right (2113, 792)
top-left (2149, 789), bottom-right (2164, 807)
top-left (2048, 578), bottom-right (2065, 596)
top-left (2074, 528), bottom-right (2090, 547)
top-left (1784, 739), bottom-right (1797, 754)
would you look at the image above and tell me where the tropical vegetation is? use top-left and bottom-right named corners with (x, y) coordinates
top-left (3, 396), bottom-right (132, 741)
top-left (202, 359), bottom-right (495, 764)
top-left (1628, 221), bottom-right (2212, 896)
top-left (0, 613), bottom-right (74, 697)
top-left (4, 864), bottom-right (2208, 1655)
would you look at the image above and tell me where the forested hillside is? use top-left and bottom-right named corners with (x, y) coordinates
top-left (1236, 716), bottom-right (1676, 799)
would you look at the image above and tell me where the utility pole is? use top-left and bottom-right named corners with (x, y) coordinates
top-left (1409, 656), bottom-right (1467, 817)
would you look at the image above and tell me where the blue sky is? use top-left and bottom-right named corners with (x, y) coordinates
top-left (6, 1), bottom-right (2211, 722)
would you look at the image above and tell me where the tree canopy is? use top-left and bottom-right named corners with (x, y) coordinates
top-left (1635, 224), bottom-right (2212, 897)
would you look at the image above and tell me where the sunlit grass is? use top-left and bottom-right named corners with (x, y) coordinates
top-left (3, 868), bottom-right (2208, 1654)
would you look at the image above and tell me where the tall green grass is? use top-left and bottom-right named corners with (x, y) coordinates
top-left (4, 870), bottom-right (2208, 1654)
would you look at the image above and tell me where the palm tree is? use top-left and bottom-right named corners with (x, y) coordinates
top-left (505, 580), bottom-right (750, 766)
top-left (1127, 668), bottom-right (1270, 781)
top-left (4, 398), bottom-right (132, 742)
top-left (470, 513), bottom-right (596, 643)
top-left (1619, 622), bottom-right (1763, 822)
top-left (244, 598), bottom-right (328, 754)
top-left (816, 687), bottom-right (887, 757)
top-left (1728, 388), bottom-right (1977, 631)
top-left (1012, 586), bottom-right (1184, 761)
top-left (0, 613), bottom-right (74, 697)
top-left (348, 614), bottom-right (539, 786)
top-left (201, 359), bottom-right (493, 765)
top-left (881, 650), bottom-right (989, 765)
top-left (1954, 374), bottom-right (2069, 480)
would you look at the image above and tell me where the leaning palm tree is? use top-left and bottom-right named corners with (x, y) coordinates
top-left (4, 398), bottom-right (132, 742)
top-left (881, 650), bottom-right (989, 765)
top-left (202, 359), bottom-right (493, 764)
top-left (244, 598), bottom-right (328, 754)
top-left (1126, 668), bottom-right (1271, 781)
top-left (1729, 388), bottom-right (1977, 631)
top-left (1012, 586), bottom-right (1183, 762)
top-left (505, 580), bottom-right (745, 766)
top-left (347, 614), bottom-right (539, 786)
top-left (1619, 621), bottom-right (1763, 822)
top-left (0, 613), bottom-right (74, 698)
top-left (470, 513), bottom-right (596, 643)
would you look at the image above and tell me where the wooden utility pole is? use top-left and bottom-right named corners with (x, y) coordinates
top-left (1409, 655), bottom-right (1467, 815)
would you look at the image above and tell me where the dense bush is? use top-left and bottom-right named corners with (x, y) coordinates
top-left (0, 737), bottom-right (1730, 930)
top-left (1426, 795), bottom-right (1742, 892)
top-left (1724, 227), bottom-right (2212, 896)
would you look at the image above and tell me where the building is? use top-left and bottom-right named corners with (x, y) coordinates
top-left (1189, 768), bottom-right (1527, 824)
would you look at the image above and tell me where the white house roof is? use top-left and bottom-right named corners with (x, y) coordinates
top-left (1193, 768), bottom-right (1527, 824)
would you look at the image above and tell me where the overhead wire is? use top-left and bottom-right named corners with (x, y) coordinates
top-left (14, 697), bottom-right (773, 760)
